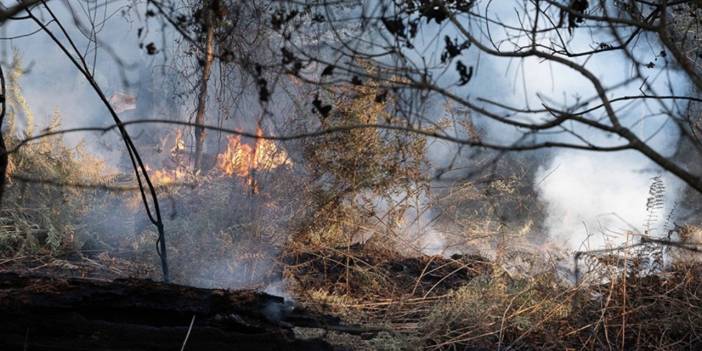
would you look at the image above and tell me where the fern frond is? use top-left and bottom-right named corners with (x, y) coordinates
top-left (644, 176), bottom-right (665, 236)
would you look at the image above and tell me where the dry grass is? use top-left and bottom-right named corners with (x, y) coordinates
top-left (284, 240), bottom-right (702, 350)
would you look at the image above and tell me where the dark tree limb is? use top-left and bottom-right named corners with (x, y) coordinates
top-left (0, 61), bottom-right (6, 206)
top-left (26, 2), bottom-right (170, 282)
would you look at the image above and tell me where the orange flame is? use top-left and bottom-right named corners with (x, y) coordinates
top-left (149, 166), bottom-right (187, 186)
top-left (171, 129), bottom-right (186, 156)
top-left (132, 127), bottom-right (289, 199)
top-left (215, 127), bottom-right (291, 178)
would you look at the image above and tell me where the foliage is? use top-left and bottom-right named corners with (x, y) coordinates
top-left (0, 55), bottom-right (113, 256)
top-left (294, 73), bottom-right (428, 247)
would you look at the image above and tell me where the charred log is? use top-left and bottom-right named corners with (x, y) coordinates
top-left (0, 272), bottom-right (352, 350)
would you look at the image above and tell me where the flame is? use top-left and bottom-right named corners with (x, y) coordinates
top-left (129, 127), bottom-right (290, 201)
top-left (126, 165), bottom-right (188, 211)
top-left (171, 129), bottom-right (186, 156)
top-left (146, 129), bottom-right (189, 187)
top-left (216, 127), bottom-right (291, 178)
top-left (145, 165), bottom-right (187, 186)
top-left (151, 168), bottom-right (187, 186)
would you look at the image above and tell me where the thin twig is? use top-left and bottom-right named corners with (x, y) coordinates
top-left (180, 314), bottom-right (196, 351)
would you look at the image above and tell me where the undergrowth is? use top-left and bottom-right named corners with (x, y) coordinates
top-left (0, 55), bottom-right (701, 350)
top-left (0, 53), bottom-right (112, 256)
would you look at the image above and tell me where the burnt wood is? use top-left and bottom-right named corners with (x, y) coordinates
top-left (0, 272), bottom-right (338, 350)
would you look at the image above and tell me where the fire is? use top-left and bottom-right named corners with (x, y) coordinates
top-left (171, 129), bottom-right (186, 156)
top-left (150, 168), bottom-right (187, 186)
top-left (126, 165), bottom-right (188, 211)
top-left (135, 127), bottom-right (290, 195)
top-left (216, 127), bottom-right (291, 177)
top-left (148, 129), bottom-right (189, 186)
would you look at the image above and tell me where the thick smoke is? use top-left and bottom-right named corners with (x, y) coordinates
top-left (308, 1), bottom-right (691, 258)
top-left (536, 152), bottom-right (683, 250)
top-left (417, 2), bottom-right (689, 253)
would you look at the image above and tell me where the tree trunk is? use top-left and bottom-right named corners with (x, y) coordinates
top-left (193, 3), bottom-right (216, 172)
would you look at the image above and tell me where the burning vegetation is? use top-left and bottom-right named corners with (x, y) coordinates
top-left (3, 66), bottom-right (702, 349)
top-left (144, 126), bottom-right (292, 193)
top-left (216, 128), bottom-right (292, 177)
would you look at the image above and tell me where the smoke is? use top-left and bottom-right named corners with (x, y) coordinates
top-left (369, 191), bottom-right (449, 256)
top-left (3, 1), bottom-right (697, 294)
top-left (516, 37), bottom-right (688, 250)
top-left (0, 1), bottom-right (300, 291)
top-left (421, 2), bottom-right (691, 253)
top-left (0, 0), bottom-right (168, 163)
top-left (536, 151), bottom-right (683, 251)
top-left (351, 0), bottom-right (695, 259)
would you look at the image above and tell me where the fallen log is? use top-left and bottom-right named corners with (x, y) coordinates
top-left (0, 272), bottom-right (352, 350)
